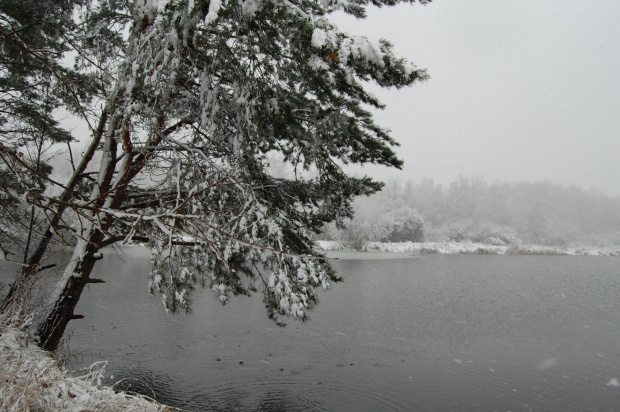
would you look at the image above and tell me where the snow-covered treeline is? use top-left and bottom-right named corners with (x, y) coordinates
top-left (322, 176), bottom-right (620, 250)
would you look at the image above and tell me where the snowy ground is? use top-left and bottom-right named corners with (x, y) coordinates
top-left (316, 240), bottom-right (620, 256)
top-left (0, 317), bottom-right (173, 412)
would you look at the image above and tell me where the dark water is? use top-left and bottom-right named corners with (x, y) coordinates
top-left (3, 249), bottom-right (620, 411)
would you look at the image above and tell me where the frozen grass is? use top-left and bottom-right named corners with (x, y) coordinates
top-left (316, 240), bottom-right (620, 256)
top-left (0, 316), bottom-right (175, 412)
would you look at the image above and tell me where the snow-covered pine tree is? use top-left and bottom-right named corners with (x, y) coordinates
top-left (0, 0), bottom-right (101, 307)
top-left (2, 0), bottom-right (430, 351)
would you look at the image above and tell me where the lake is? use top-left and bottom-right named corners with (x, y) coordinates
top-left (3, 248), bottom-right (620, 410)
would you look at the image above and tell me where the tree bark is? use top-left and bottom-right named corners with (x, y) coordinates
top-left (34, 110), bottom-right (121, 351)
top-left (35, 234), bottom-right (103, 351)
top-left (32, 111), bottom-right (169, 350)
top-left (2, 109), bottom-right (108, 312)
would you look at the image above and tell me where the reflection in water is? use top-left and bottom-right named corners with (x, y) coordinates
top-left (4, 249), bottom-right (619, 411)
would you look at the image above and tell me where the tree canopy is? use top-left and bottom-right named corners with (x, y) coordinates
top-left (0, 0), bottom-right (430, 350)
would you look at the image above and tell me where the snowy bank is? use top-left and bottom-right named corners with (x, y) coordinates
top-left (0, 317), bottom-right (173, 412)
top-left (316, 240), bottom-right (620, 256)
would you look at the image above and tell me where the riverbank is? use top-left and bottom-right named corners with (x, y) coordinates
top-left (0, 316), bottom-right (174, 412)
top-left (316, 240), bottom-right (620, 256)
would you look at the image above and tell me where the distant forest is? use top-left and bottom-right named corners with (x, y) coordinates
top-left (322, 176), bottom-right (620, 250)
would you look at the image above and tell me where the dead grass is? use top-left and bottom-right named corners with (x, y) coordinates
top-left (0, 315), bottom-right (178, 412)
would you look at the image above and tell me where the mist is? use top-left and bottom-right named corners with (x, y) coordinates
top-left (322, 176), bottom-right (620, 250)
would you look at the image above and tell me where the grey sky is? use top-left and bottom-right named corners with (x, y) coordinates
top-left (334, 0), bottom-right (620, 197)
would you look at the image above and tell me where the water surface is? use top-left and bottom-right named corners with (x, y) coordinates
top-left (3, 248), bottom-right (619, 410)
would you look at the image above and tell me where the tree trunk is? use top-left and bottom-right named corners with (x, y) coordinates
top-left (2, 109), bottom-right (108, 312)
top-left (34, 110), bottom-right (121, 351)
top-left (35, 232), bottom-right (104, 351)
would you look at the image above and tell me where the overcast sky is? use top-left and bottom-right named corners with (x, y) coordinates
top-left (333, 0), bottom-right (620, 197)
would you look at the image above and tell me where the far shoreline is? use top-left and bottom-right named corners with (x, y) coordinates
top-left (316, 240), bottom-right (620, 257)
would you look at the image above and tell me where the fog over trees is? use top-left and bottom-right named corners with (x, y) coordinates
top-left (324, 176), bottom-right (620, 249)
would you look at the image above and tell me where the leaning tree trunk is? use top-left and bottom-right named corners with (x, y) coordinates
top-left (32, 15), bottom-right (171, 350)
top-left (35, 110), bottom-right (123, 351)
top-left (33, 109), bottom-right (166, 350)
top-left (2, 109), bottom-right (108, 313)
top-left (35, 232), bottom-right (105, 351)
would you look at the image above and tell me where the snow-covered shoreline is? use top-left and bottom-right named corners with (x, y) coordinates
top-left (0, 317), bottom-right (172, 412)
top-left (316, 240), bottom-right (620, 256)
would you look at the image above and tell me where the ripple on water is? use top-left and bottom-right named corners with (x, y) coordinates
top-left (111, 370), bottom-right (420, 412)
top-left (200, 374), bottom-right (419, 412)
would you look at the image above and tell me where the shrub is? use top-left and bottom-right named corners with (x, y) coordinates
top-left (385, 207), bottom-right (425, 243)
